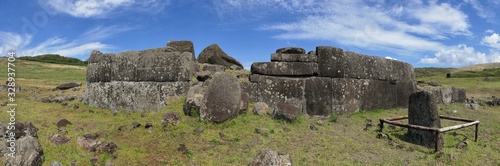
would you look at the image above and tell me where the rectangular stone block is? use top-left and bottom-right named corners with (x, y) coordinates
top-left (86, 54), bottom-right (112, 83)
top-left (134, 48), bottom-right (194, 82)
top-left (108, 82), bottom-right (164, 111)
top-left (111, 51), bottom-right (139, 82)
top-left (84, 82), bottom-right (111, 108)
top-left (240, 82), bottom-right (259, 102)
top-left (360, 79), bottom-right (397, 110)
top-left (317, 46), bottom-right (344, 78)
top-left (305, 77), bottom-right (333, 116)
top-left (256, 75), bottom-right (306, 111)
top-left (332, 78), bottom-right (362, 114)
top-left (397, 80), bottom-right (417, 107)
top-left (452, 87), bottom-right (467, 103)
top-left (251, 62), bottom-right (318, 76)
top-left (270, 53), bottom-right (317, 62)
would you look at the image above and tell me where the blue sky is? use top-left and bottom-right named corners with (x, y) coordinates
top-left (1, 0), bottom-right (500, 69)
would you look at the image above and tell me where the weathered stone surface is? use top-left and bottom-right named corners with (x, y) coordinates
top-left (200, 72), bottom-right (241, 122)
top-left (85, 81), bottom-right (189, 111)
top-left (276, 47), bottom-right (305, 54)
top-left (240, 81), bottom-right (258, 102)
top-left (440, 88), bottom-right (453, 104)
top-left (360, 79), bottom-right (398, 110)
top-left (249, 148), bottom-right (292, 166)
top-left (166, 40), bottom-right (195, 59)
top-left (254, 102), bottom-right (271, 115)
top-left (452, 87), bottom-right (467, 103)
top-left (256, 75), bottom-right (305, 111)
top-left (87, 50), bottom-right (112, 82)
top-left (200, 63), bottom-right (226, 74)
top-left (270, 53), bottom-right (317, 62)
top-left (198, 44), bottom-right (243, 69)
top-left (273, 102), bottom-right (300, 122)
top-left (331, 78), bottom-right (362, 114)
top-left (56, 119), bottom-right (72, 128)
top-left (240, 92), bottom-right (249, 114)
top-left (408, 91), bottom-right (443, 149)
top-left (49, 134), bottom-right (70, 145)
top-left (396, 80), bottom-right (417, 108)
top-left (55, 82), bottom-right (82, 90)
top-left (251, 62), bottom-right (317, 76)
top-left (162, 111), bottom-right (181, 126)
top-left (87, 48), bottom-right (195, 83)
top-left (183, 84), bottom-right (207, 116)
top-left (3, 136), bottom-right (44, 166)
top-left (305, 77), bottom-right (333, 116)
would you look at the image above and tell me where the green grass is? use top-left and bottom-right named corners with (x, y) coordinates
top-left (0, 59), bottom-right (498, 165)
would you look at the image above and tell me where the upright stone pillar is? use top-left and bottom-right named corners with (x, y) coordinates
top-left (408, 91), bottom-right (443, 150)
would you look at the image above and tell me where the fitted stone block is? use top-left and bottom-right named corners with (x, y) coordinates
top-left (251, 62), bottom-right (317, 76)
top-left (256, 75), bottom-right (306, 111)
top-left (270, 53), bottom-right (317, 62)
top-left (305, 77), bottom-right (333, 116)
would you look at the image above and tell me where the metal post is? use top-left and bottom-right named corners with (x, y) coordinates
top-left (475, 124), bottom-right (479, 142)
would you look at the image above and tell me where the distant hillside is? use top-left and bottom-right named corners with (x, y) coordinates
top-left (454, 62), bottom-right (500, 73)
top-left (18, 54), bottom-right (87, 66)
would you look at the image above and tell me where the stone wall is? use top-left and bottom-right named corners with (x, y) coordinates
top-left (84, 43), bottom-right (196, 112)
top-left (247, 46), bottom-right (417, 116)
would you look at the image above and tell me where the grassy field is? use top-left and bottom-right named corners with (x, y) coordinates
top-left (0, 59), bottom-right (499, 165)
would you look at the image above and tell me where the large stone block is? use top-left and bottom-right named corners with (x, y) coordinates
top-left (331, 78), bottom-right (363, 114)
top-left (134, 48), bottom-right (194, 82)
top-left (360, 79), bottom-right (397, 110)
top-left (408, 91), bottom-right (443, 149)
top-left (396, 80), bottom-right (417, 107)
top-left (305, 77), bottom-right (333, 116)
top-left (270, 53), bottom-right (317, 62)
top-left (452, 87), bottom-right (467, 103)
top-left (166, 40), bottom-right (195, 60)
top-left (317, 46), bottom-right (344, 78)
top-left (440, 87), bottom-right (453, 104)
top-left (84, 82), bottom-right (111, 109)
top-left (86, 51), bottom-right (112, 83)
top-left (251, 62), bottom-right (318, 76)
top-left (240, 81), bottom-right (259, 102)
top-left (108, 82), bottom-right (164, 111)
top-left (200, 72), bottom-right (242, 123)
top-left (110, 51), bottom-right (140, 82)
top-left (256, 75), bottom-right (306, 111)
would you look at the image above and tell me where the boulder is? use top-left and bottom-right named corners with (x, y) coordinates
top-left (253, 102), bottom-right (271, 115)
top-left (276, 47), bottom-right (305, 54)
top-left (270, 53), bottom-right (316, 62)
top-left (3, 136), bottom-right (44, 166)
top-left (56, 119), bottom-right (72, 128)
top-left (251, 62), bottom-right (318, 76)
top-left (55, 82), bottom-right (82, 90)
top-left (183, 84), bottom-right (207, 116)
top-left (199, 72), bottom-right (241, 123)
top-left (408, 91), bottom-right (443, 150)
top-left (198, 44), bottom-right (243, 69)
top-left (249, 148), bottom-right (292, 166)
top-left (240, 92), bottom-right (249, 114)
top-left (273, 102), bottom-right (300, 122)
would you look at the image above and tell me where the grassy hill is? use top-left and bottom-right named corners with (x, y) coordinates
top-left (0, 59), bottom-right (498, 165)
top-left (18, 54), bottom-right (88, 66)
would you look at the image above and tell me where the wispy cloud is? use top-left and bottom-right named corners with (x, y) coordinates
top-left (465, 0), bottom-right (496, 23)
top-left (0, 25), bottom-right (131, 57)
top-left (482, 32), bottom-right (500, 49)
top-left (41, 0), bottom-right (170, 18)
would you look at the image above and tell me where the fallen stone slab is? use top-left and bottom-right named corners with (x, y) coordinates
top-left (55, 82), bottom-right (82, 90)
top-left (276, 47), bottom-right (306, 54)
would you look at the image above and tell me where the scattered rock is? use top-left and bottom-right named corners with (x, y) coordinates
top-left (57, 128), bottom-right (68, 135)
top-left (193, 127), bottom-right (204, 134)
top-left (0, 102), bottom-right (6, 106)
top-left (249, 148), bottom-right (292, 166)
top-left (56, 119), bottom-right (72, 128)
top-left (197, 43), bottom-right (243, 69)
top-left (273, 102), bottom-right (299, 122)
top-left (73, 104), bottom-right (79, 110)
top-left (132, 121), bottom-right (141, 129)
top-left (61, 102), bottom-right (68, 107)
top-left (141, 112), bottom-right (147, 117)
top-left (177, 144), bottom-right (189, 154)
top-left (49, 134), bottom-right (70, 145)
top-left (253, 102), bottom-right (270, 115)
top-left (436, 151), bottom-right (444, 158)
top-left (88, 110), bottom-right (95, 113)
top-left (183, 85), bottom-right (207, 116)
top-left (95, 142), bottom-right (119, 154)
top-left (55, 82), bottom-right (82, 90)
top-left (463, 103), bottom-right (479, 111)
top-left (365, 123), bottom-right (373, 130)
top-left (449, 153), bottom-right (457, 161)
top-left (83, 133), bottom-right (98, 140)
top-left (456, 141), bottom-right (468, 149)
top-left (255, 128), bottom-right (267, 134)
top-left (90, 158), bottom-right (98, 165)
top-left (316, 120), bottom-right (324, 126)
top-left (76, 137), bottom-right (98, 151)
top-left (105, 161), bottom-right (114, 166)
top-left (51, 161), bottom-right (63, 166)
top-left (117, 125), bottom-right (127, 131)
top-left (219, 132), bottom-right (225, 138)
top-left (309, 124), bottom-right (317, 130)
top-left (145, 122), bottom-right (153, 131)
top-left (162, 111), bottom-right (181, 126)
top-left (387, 140), bottom-right (394, 146)
top-left (396, 144), bottom-right (405, 149)
top-left (376, 133), bottom-right (388, 140)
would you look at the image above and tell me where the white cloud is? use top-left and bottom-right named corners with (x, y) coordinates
top-left (0, 25), bottom-right (129, 57)
top-left (482, 33), bottom-right (500, 49)
top-left (419, 45), bottom-right (489, 66)
top-left (465, 0), bottom-right (496, 23)
top-left (385, 56), bottom-right (397, 61)
top-left (216, 0), bottom-right (471, 56)
top-left (42, 0), bottom-right (170, 18)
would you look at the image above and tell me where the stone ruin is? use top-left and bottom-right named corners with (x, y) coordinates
top-left (245, 46), bottom-right (417, 116)
top-left (83, 41), bottom-right (419, 118)
top-left (83, 41), bottom-right (197, 111)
